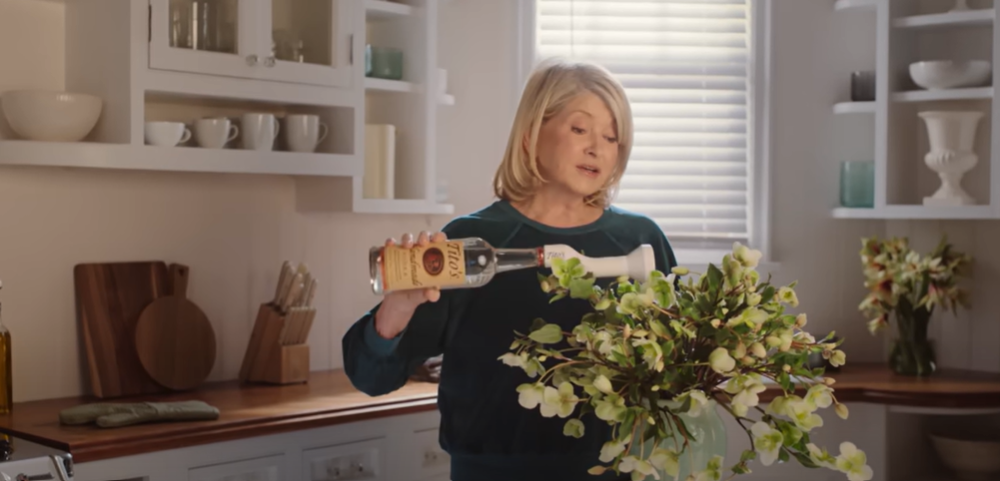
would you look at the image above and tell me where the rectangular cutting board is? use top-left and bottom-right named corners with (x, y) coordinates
top-left (74, 261), bottom-right (172, 398)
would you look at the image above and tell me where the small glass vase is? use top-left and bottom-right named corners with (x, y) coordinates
top-left (632, 400), bottom-right (728, 479)
top-left (889, 302), bottom-right (936, 376)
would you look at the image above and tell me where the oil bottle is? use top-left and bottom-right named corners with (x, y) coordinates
top-left (0, 279), bottom-right (13, 414)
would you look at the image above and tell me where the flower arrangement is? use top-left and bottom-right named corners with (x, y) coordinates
top-left (499, 243), bottom-right (872, 481)
top-left (858, 235), bottom-right (971, 376)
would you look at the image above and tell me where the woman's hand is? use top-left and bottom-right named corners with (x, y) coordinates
top-left (373, 231), bottom-right (448, 339)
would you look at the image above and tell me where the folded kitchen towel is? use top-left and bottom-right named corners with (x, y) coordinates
top-left (59, 400), bottom-right (220, 428)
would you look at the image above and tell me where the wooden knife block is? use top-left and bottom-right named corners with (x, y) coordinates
top-left (239, 303), bottom-right (309, 385)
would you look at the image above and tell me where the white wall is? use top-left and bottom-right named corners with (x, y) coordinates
top-left (1, 0), bottom-right (996, 411)
top-left (0, 0), bottom-right (489, 402)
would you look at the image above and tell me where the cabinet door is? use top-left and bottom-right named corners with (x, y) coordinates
top-left (188, 453), bottom-right (286, 481)
top-left (149, 0), bottom-right (263, 80)
top-left (256, 0), bottom-right (354, 88)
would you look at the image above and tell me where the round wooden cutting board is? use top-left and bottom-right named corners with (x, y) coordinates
top-left (135, 263), bottom-right (216, 391)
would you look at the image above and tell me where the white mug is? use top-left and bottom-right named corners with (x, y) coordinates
top-left (285, 114), bottom-right (329, 153)
top-left (242, 113), bottom-right (280, 151)
top-left (194, 118), bottom-right (239, 149)
top-left (145, 121), bottom-right (191, 147)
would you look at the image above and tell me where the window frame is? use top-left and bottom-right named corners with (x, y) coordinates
top-left (513, 0), bottom-right (778, 272)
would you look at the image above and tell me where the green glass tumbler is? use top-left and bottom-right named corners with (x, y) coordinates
top-left (840, 161), bottom-right (874, 208)
top-left (367, 46), bottom-right (403, 80)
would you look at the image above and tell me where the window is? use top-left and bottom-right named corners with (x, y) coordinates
top-left (521, 0), bottom-right (770, 261)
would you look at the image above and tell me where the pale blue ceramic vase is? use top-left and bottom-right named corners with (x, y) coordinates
top-left (631, 400), bottom-right (728, 480)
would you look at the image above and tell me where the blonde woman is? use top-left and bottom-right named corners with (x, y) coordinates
top-left (343, 58), bottom-right (677, 481)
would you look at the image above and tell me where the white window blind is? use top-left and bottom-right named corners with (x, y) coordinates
top-left (534, 0), bottom-right (752, 251)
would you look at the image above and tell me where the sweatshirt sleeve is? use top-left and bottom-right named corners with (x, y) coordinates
top-left (341, 220), bottom-right (472, 397)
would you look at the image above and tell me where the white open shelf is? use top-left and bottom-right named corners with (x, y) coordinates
top-left (834, 0), bottom-right (878, 12)
top-left (833, 205), bottom-right (997, 220)
top-left (894, 8), bottom-right (995, 29)
top-left (832, 205), bottom-right (999, 219)
top-left (833, 101), bottom-right (876, 114)
top-left (893, 87), bottom-right (994, 102)
top-left (365, 78), bottom-right (416, 93)
top-left (364, 0), bottom-right (415, 20)
top-left (0, 140), bottom-right (359, 177)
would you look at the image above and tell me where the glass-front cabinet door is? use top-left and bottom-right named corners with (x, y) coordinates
top-left (256, 0), bottom-right (353, 87)
top-left (149, 0), bottom-right (261, 79)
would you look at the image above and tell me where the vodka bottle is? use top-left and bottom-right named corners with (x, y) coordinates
top-left (0, 280), bottom-right (11, 414)
top-left (369, 237), bottom-right (654, 295)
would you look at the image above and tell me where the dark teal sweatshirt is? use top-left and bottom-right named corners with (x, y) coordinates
top-left (342, 200), bottom-right (678, 481)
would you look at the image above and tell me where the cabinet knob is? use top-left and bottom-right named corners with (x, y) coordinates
top-left (264, 56), bottom-right (276, 68)
top-left (246, 54), bottom-right (259, 66)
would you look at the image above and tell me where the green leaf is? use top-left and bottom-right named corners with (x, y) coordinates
top-left (792, 450), bottom-right (820, 469)
top-left (740, 449), bottom-right (757, 463)
top-left (761, 285), bottom-right (776, 304)
top-left (650, 319), bottom-right (669, 338)
top-left (529, 323), bottom-right (564, 344)
top-left (660, 340), bottom-right (675, 358)
top-left (530, 318), bottom-right (547, 333)
top-left (549, 292), bottom-right (567, 304)
top-left (779, 448), bottom-right (790, 463)
top-left (569, 277), bottom-right (597, 299)
top-left (707, 264), bottom-right (723, 292)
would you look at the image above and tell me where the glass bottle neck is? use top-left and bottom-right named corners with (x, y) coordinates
top-left (495, 248), bottom-right (543, 273)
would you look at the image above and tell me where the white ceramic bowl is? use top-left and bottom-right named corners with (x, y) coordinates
top-left (910, 60), bottom-right (992, 90)
top-left (929, 433), bottom-right (1000, 481)
top-left (0, 90), bottom-right (103, 142)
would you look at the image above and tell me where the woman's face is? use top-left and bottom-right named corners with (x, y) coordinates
top-left (531, 92), bottom-right (620, 200)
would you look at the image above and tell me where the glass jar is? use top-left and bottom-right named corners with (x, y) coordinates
top-left (840, 161), bottom-right (875, 208)
top-left (366, 46), bottom-right (403, 80)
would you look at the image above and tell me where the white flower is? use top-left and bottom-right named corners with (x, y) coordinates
top-left (835, 442), bottom-right (873, 481)
top-left (683, 390), bottom-right (711, 417)
top-left (835, 403), bottom-right (850, 420)
top-left (806, 384), bottom-right (834, 409)
top-left (595, 393), bottom-right (627, 422)
top-left (709, 347), bottom-right (736, 374)
top-left (795, 313), bottom-right (808, 328)
top-left (599, 439), bottom-right (628, 463)
top-left (733, 242), bottom-right (763, 267)
top-left (563, 419), bottom-right (585, 438)
top-left (751, 422), bottom-right (784, 466)
top-left (649, 448), bottom-right (680, 477)
top-left (690, 455), bottom-right (724, 481)
top-left (594, 331), bottom-right (614, 356)
top-left (540, 382), bottom-right (579, 418)
top-left (517, 383), bottom-right (545, 410)
top-left (750, 342), bottom-right (768, 359)
top-left (619, 456), bottom-right (657, 479)
top-left (778, 286), bottom-right (799, 307)
top-left (593, 374), bottom-right (614, 394)
top-left (498, 352), bottom-right (524, 368)
top-left (788, 399), bottom-right (824, 432)
top-left (732, 381), bottom-right (767, 417)
top-left (830, 350), bottom-right (847, 367)
top-left (806, 443), bottom-right (837, 469)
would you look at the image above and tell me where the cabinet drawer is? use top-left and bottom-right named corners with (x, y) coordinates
top-left (188, 453), bottom-right (285, 481)
top-left (302, 437), bottom-right (387, 481)
top-left (409, 428), bottom-right (450, 480)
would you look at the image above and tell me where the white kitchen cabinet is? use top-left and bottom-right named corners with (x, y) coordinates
top-left (72, 410), bottom-right (446, 481)
top-left (188, 453), bottom-right (285, 481)
top-left (148, 0), bottom-right (353, 88)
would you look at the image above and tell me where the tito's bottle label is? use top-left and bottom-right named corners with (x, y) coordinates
top-left (382, 241), bottom-right (467, 291)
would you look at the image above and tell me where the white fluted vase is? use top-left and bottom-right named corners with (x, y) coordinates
top-left (919, 111), bottom-right (983, 206)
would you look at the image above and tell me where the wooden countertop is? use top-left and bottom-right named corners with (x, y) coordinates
top-left (3, 363), bottom-right (1000, 464)
top-left (0, 370), bottom-right (438, 463)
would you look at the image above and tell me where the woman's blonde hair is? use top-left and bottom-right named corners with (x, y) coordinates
top-left (493, 57), bottom-right (633, 208)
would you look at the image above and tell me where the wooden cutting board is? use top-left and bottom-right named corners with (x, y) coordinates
top-left (73, 261), bottom-right (172, 398)
top-left (135, 264), bottom-right (216, 391)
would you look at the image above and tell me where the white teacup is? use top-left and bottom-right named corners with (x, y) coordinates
top-left (145, 121), bottom-right (191, 147)
top-left (285, 114), bottom-right (329, 153)
top-left (194, 118), bottom-right (239, 149)
top-left (241, 113), bottom-right (280, 151)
